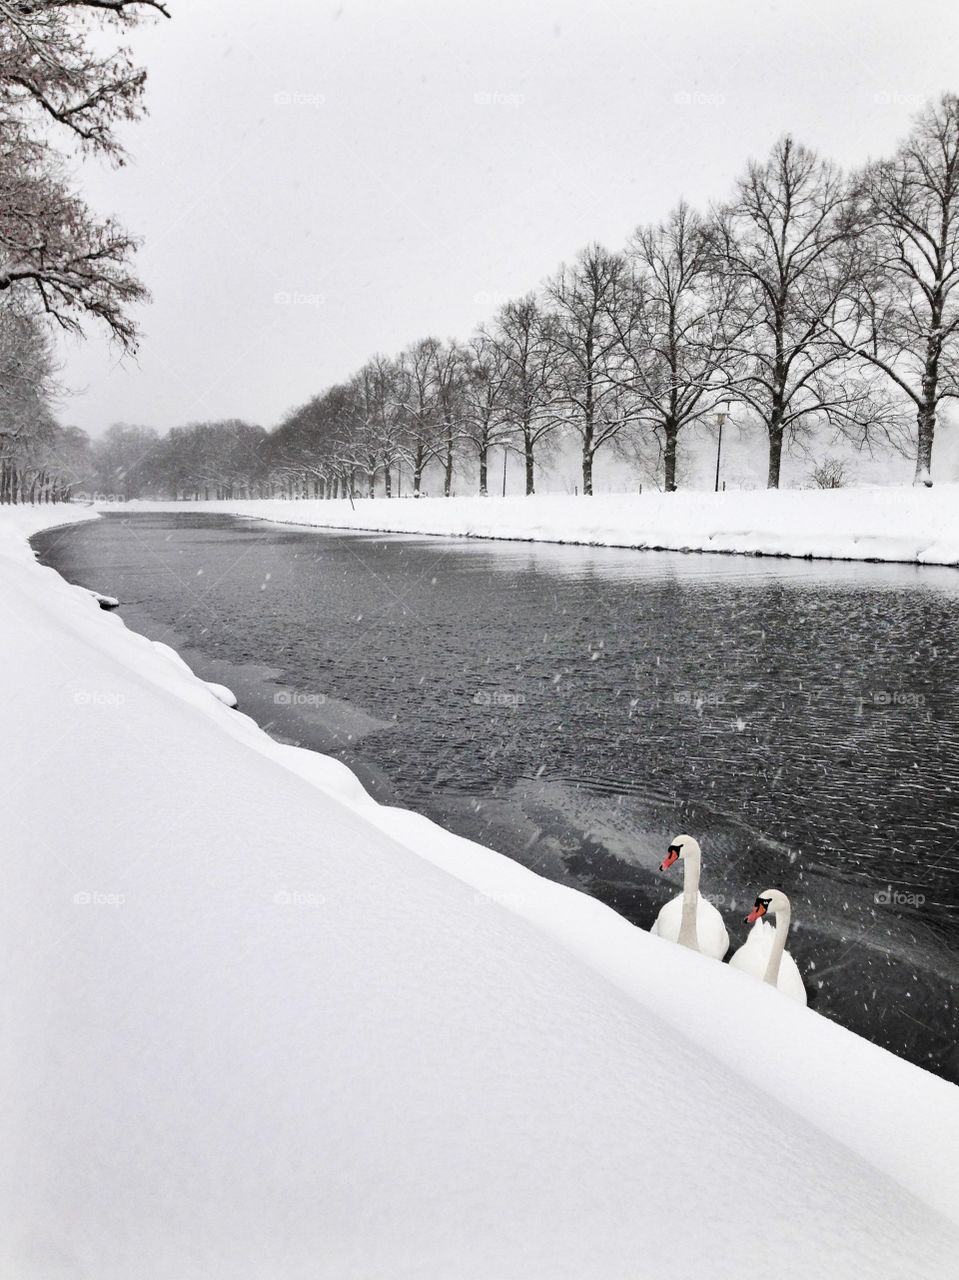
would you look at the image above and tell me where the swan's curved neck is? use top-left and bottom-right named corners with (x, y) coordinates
top-left (763, 903), bottom-right (790, 987)
top-left (678, 848), bottom-right (701, 950)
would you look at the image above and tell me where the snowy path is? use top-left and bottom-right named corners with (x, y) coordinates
top-left (116, 484), bottom-right (959, 566)
top-left (2, 507), bottom-right (958, 1279)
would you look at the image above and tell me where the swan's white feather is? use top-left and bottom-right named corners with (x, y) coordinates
top-left (650, 892), bottom-right (729, 960)
top-left (729, 919), bottom-right (807, 1004)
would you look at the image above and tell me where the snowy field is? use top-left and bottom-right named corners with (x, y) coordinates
top-left (112, 484), bottom-right (959, 566)
top-left (3, 505), bottom-right (959, 1279)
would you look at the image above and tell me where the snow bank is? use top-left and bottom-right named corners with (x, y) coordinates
top-left (3, 506), bottom-right (958, 1278)
top-left (118, 484), bottom-right (959, 566)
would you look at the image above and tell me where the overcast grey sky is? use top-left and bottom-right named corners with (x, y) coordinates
top-left (60, 0), bottom-right (959, 437)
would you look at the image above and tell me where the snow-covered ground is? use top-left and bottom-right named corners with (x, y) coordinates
top-left (4, 505), bottom-right (959, 1279)
top-left (116, 484), bottom-right (959, 566)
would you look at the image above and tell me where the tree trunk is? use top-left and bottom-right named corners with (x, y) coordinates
top-left (478, 446), bottom-right (488, 496)
top-left (767, 422), bottom-right (784, 489)
top-left (911, 315), bottom-right (942, 486)
top-left (384, 466), bottom-right (392, 498)
top-left (914, 402), bottom-right (935, 485)
top-left (582, 357), bottom-right (595, 495)
top-left (444, 439), bottom-right (454, 497)
top-left (524, 428), bottom-right (535, 495)
top-left (663, 421), bottom-right (679, 491)
top-left (582, 447), bottom-right (593, 496)
top-left (766, 368), bottom-right (787, 488)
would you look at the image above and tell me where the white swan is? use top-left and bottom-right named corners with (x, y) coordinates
top-left (650, 834), bottom-right (729, 960)
top-left (729, 888), bottom-right (806, 1005)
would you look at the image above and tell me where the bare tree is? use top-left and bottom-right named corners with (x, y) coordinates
top-left (0, 149), bottom-right (148, 347)
top-left (90, 421), bottom-right (159, 499)
top-left (546, 244), bottom-right (638, 495)
top-left (0, 0), bottom-right (168, 348)
top-left (0, 298), bottom-right (62, 501)
top-left (809, 455), bottom-right (848, 488)
top-left (0, 299), bottom-right (56, 431)
top-left (365, 354), bottom-right (404, 496)
top-left (433, 339), bottom-right (467, 496)
top-left (268, 395), bottom-right (339, 499)
top-left (718, 136), bottom-right (883, 488)
top-left (396, 338), bottom-right (443, 498)
top-left (0, 0), bottom-right (169, 161)
top-left (349, 368), bottom-right (385, 498)
top-left (617, 203), bottom-right (741, 490)
top-left (462, 330), bottom-right (512, 495)
top-left (488, 295), bottom-right (560, 495)
top-left (831, 94), bottom-right (959, 485)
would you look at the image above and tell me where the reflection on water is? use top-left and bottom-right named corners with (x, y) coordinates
top-left (34, 513), bottom-right (959, 1082)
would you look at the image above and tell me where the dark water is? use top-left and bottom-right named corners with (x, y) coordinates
top-left (34, 512), bottom-right (959, 1082)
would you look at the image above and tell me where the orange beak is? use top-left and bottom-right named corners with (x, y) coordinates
top-left (744, 903), bottom-right (767, 924)
top-left (660, 849), bottom-right (680, 872)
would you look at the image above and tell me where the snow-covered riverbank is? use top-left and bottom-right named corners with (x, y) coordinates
top-left (114, 484), bottom-right (959, 566)
top-left (4, 505), bottom-right (959, 1278)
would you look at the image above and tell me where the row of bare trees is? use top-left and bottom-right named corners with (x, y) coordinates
top-left (258, 93), bottom-right (959, 496)
top-left (94, 89), bottom-right (959, 500)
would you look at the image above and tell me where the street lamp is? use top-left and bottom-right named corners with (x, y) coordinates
top-left (502, 444), bottom-right (508, 497)
top-left (714, 401), bottom-right (730, 492)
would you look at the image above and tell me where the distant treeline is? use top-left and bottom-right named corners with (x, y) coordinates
top-left (5, 92), bottom-right (959, 502)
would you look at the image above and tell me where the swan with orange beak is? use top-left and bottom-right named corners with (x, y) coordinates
top-left (649, 834), bottom-right (729, 960)
top-left (729, 887), bottom-right (806, 1004)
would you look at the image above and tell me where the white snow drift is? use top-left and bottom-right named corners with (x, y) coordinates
top-left (2, 506), bottom-right (958, 1280)
top-left (118, 483), bottom-right (959, 566)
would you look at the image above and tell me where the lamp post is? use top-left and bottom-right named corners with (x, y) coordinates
top-left (502, 444), bottom-right (508, 497)
top-left (714, 402), bottom-right (730, 493)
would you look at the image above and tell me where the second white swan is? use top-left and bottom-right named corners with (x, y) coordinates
top-left (729, 888), bottom-right (807, 1004)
